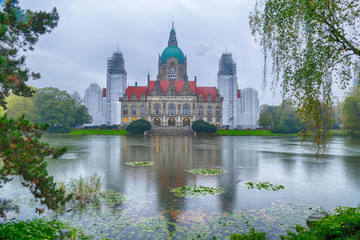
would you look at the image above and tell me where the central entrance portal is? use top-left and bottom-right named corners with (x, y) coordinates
top-left (183, 118), bottom-right (190, 126)
top-left (168, 118), bottom-right (175, 126)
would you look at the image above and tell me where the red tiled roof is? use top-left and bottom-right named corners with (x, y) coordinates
top-left (126, 86), bottom-right (147, 100)
top-left (148, 81), bottom-right (156, 92)
top-left (237, 89), bottom-right (241, 98)
top-left (159, 81), bottom-right (170, 93)
top-left (188, 81), bottom-right (196, 93)
top-left (174, 81), bottom-right (184, 92)
top-left (197, 87), bottom-right (219, 101)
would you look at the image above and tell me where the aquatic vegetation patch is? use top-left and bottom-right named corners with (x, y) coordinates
top-left (125, 161), bottom-right (153, 166)
top-left (99, 189), bottom-right (128, 206)
top-left (170, 185), bottom-right (224, 198)
top-left (185, 168), bottom-right (226, 175)
top-left (57, 173), bottom-right (103, 204)
top-left (0, 218), bottom-right (87, 239)
top-left (244, 181), bottom-right (285, 191)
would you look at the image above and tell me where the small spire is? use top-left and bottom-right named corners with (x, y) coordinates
top-left (168, 21), bottom-right (178, 47)
top-left (135, 79), bottom-right (138, 88)
top-left (147, 70), bottom-right (150, 81)
top-left (172, 17), bottom-right (174, 30)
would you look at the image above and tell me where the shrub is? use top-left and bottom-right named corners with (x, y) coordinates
top-left (192, 120), bottom-right (217, 133)
top-left (47, 125), bottom-right (71, 133)
top-left (281, 206), bottom-right (360, 239)
top-left (126, 119), bottom-right (151, 134)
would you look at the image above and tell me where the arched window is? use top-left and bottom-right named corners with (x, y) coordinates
top-left (183, 104), bottom-right (190, 115)
top-left (216, 117), bottom-right (220, 122)
top-left (131, 106), bottom-right (137, 115)
top-left (156, 89), bottom-right (159, 95)
top-left (199, 94), bottom-right (203, 101)
top-left (123, 106), bottom-right (128, 115)
top-left (168, 104), bottom-right (176, 115)
top-left (154, 104), bottom-right (161, 115)
top-left (140, 105), bottom-right (146, 115)
top-left (132, 94), bottom-right (137, 101)
top-left (215, 106), bottom-right (221, 116)
top-left (207, 106), bottom-right (212, 116)
top-left (198, 106), bottom-right (204, 115)
top-left (141, 94), bottom-right (146, 101)
top-left (207, 117), bottom-right (212, 122)
top-left (207, 94), bottom-right (212, 101)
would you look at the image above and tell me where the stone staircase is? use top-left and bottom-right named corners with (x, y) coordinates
top-left (147, 126), bottom-right (194, 136)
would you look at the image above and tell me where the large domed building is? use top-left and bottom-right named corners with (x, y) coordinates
top-left (120, 24), bottom-right (223, 127)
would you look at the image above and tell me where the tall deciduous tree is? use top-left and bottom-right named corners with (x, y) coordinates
top-left (341, 87), bottom-right (360, 133)
top-left (0, 1), bottom-right (71, 209)
top-left (5, 92), bottom-right (36, 122)
top-left (249, 0), bottom-right (360, 155)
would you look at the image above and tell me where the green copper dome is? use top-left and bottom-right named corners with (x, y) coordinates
top-left (160, 46), bottom-right (185, 64)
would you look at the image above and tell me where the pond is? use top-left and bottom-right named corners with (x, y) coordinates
top-left (1, 135), bottom-right (360, 239)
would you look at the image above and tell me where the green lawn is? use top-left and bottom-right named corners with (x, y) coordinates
top-left (216, 129), bottom-right (297, 136)
top-left (68, 129), bottom-right (127, 135)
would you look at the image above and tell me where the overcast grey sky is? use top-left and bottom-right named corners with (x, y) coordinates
top-left (18, 0), bottom-right (347, 105)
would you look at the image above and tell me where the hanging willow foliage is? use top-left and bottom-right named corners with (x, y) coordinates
top-left (249, 0), bottom-right (360, 157)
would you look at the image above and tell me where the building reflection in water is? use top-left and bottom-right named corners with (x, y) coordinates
top-left (219, 137), bottom-right (259, 212)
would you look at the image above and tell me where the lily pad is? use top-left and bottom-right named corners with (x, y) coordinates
top-left (125, 161), bottom-right (153, 166)
top-left (99, 190), bottom-right (129, 205)
top-left (185, 168), bottom-right (225, 175)
top-left (170, 185), bottom-right (225, 198)
top-left (244, 181), bottom-right (285, 191)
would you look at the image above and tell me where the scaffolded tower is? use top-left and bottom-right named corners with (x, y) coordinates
top-left (217, 53), bottom-right (238, 128)
top-left (106, 50), bottom-right (127, 125)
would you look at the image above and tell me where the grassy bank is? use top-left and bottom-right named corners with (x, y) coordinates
top-left (68, 129), bottom-right (127, 135)
top-left (216, 129), bottom-right (297, 136)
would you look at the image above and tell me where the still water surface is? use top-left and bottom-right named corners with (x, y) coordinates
top-left (1, 135), bottom-right (360, 239)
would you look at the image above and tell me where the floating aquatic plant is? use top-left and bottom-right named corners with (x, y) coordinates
top-left (244, 181), bottom-right (285, 191)
top-left (170, 185), bottom-right (225, 198)
top-left (99, 189), bottom-right (128, 206)
top-left (185, 168), bottom-right (225, 175)
top-left (125, 161), bottom-right (153, 166)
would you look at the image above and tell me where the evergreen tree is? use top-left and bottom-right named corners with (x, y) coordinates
top-left (0, 1), bottom-right (71, 209)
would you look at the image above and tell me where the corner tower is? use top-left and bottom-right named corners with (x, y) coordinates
top-left (157, 23), bottom-right (188, 81)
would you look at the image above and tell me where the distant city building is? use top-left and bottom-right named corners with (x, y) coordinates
top-left (237, 87), bottom-right (259, 129)
top-left (84, 82), bottom-right (106, 126)
top-left (217, 53), bottom-right (259, 129)
top-left (217, 53), bottom-right (238, 128)
top-left (106, 51), bottom-right (127, 125)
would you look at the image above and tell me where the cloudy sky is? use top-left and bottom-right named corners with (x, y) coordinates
top-left (18, 0), bottom-right (347, 105)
